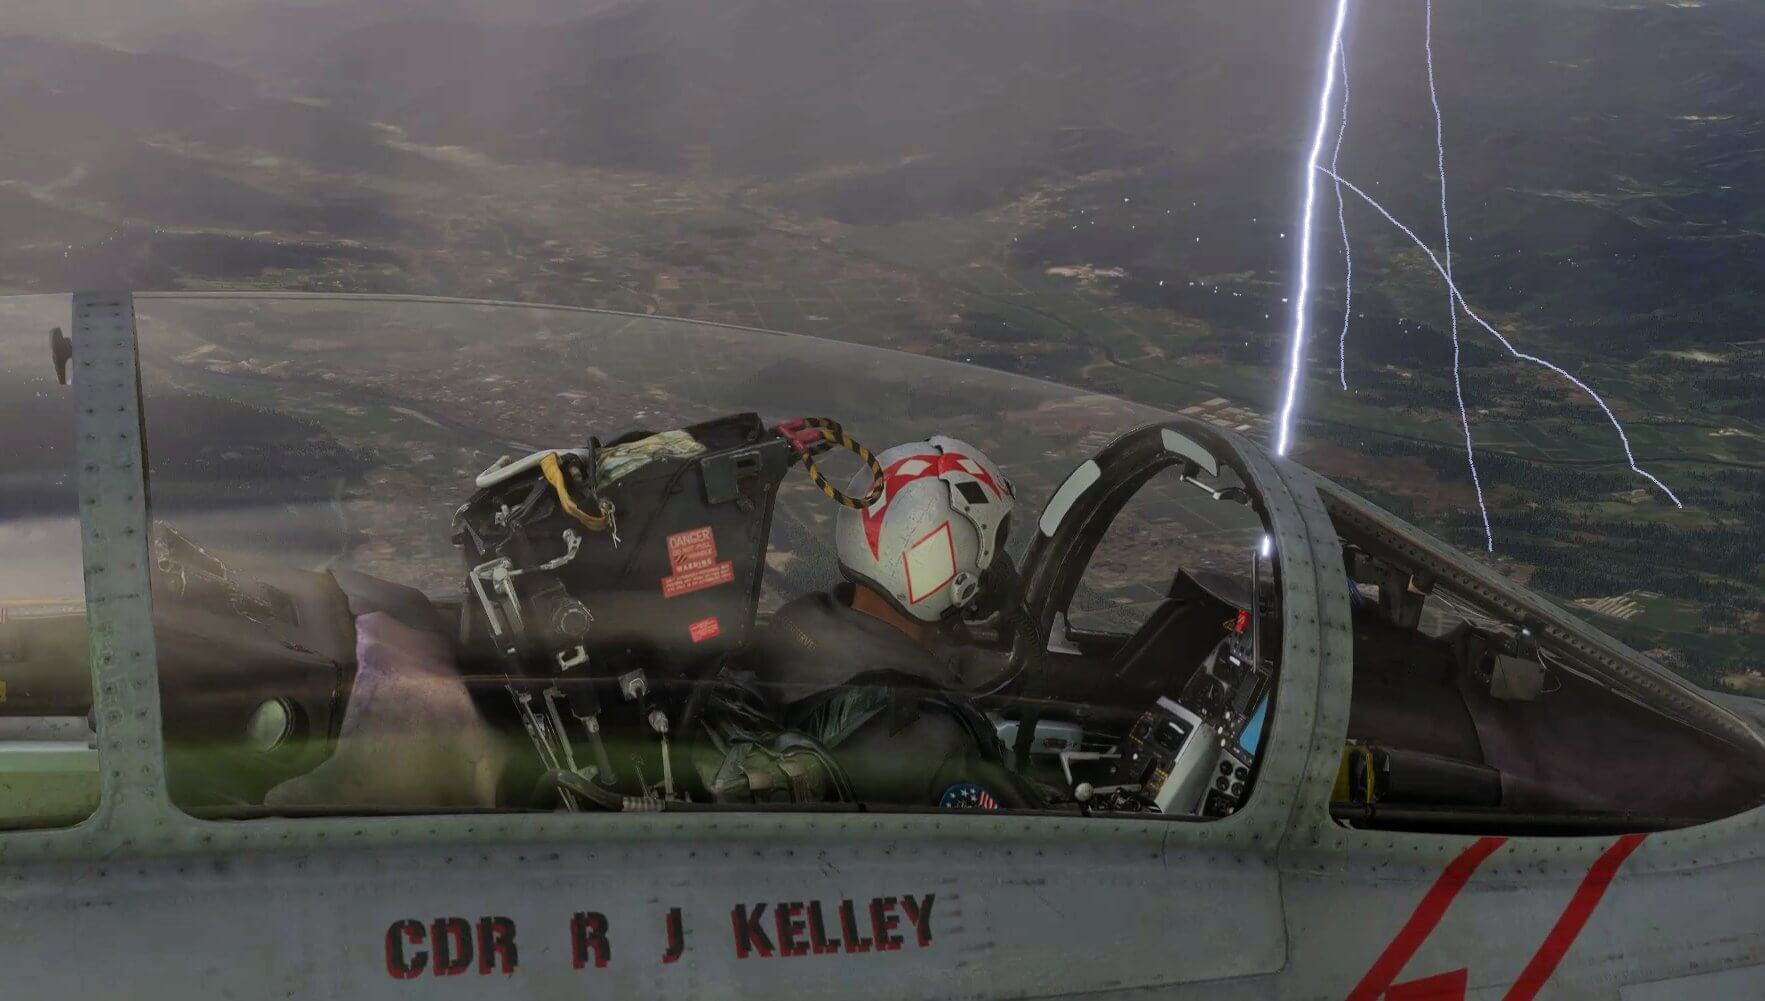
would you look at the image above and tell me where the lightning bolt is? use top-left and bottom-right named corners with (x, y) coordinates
top-left (1319, 165), bottom-right (1683, 510)
top-left (1274, 0), bottom-right (1353, 458)
top-left (1331, 36), bottom-right (1353, 392)
top-left (1426, 0), bottom-right (1495, 551)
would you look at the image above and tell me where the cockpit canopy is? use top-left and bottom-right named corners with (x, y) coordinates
top-left (1, 293), bottom-right (1760, 837)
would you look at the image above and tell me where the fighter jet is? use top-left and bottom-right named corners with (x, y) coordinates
top-left (0, 291), bottom-right (1760, 1000)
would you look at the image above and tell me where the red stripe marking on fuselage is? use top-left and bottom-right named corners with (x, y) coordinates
top-left (1500, 833), bottom-right (1647, 1001)
top-left (1386, 969), bottom-right (1469, 1001)
top-left (1344, 836), bottom-right (1508, 1001)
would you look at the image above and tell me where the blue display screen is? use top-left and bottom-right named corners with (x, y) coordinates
top-left (1237, 697), bottom-right (1269, 756)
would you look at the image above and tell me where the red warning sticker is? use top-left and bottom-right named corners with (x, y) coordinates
top-left (688, 617), bottom-right (721, 644)
top-left (667, 527), bottom-right (719, 573)
top-left (663, 562), bottom-right (735, 598)
top-left (661, 526), bottom-right (736, 598)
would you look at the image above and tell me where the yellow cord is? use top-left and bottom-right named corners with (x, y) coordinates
top-left (1361, 745), bottom-right (1376, 803)
top-left (539, 452), bottom-right (612, 532)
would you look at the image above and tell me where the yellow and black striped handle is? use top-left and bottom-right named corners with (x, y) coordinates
top-left (780, 417), bottom-right (885, 510)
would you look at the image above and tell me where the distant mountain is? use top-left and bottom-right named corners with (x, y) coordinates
top-left (273, 0), bottom-right (1765, 285)
top-left (0, 188), bottom-right (108, 246)
top-left (0, 34), bottom-right (428, 288)
top-left (2, 0), bottom-right (1760, 341)
top-left (0, 34), bottom-right (443, 186)
top-left (126, 0), bottom-right (631, 75)
top-left (68, 143), bottom-right (410, 238)
top-left (3, 0), bottom-right (263, 47)
top-left (0, 34), bottom-right (253, 182)
top-left (2, 0), bottom-right (623, 56)
top-left (288, 0), bottom-right (1318, 175)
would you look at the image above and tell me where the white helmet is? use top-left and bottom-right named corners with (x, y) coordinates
top-left (835, 436), bottom-right (1015, 622)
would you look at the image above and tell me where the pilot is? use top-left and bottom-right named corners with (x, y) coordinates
top-left (267, 433), bottom-right (1040, 813)
top-left (755, 436), bottom-right (1040, 809)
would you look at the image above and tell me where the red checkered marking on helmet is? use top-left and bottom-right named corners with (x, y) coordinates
top-left (863, 451), bottom-right (1003, 558)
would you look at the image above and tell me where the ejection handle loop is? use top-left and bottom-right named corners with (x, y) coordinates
top-left (776, 418), bottom-right (885, 511)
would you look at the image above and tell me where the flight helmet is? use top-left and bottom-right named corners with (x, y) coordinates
top-left (834, 436), bottom-right (1014, 622)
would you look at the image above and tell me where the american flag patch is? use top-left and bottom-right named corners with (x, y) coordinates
top-left (938, 782), bottom-right (1001, 810)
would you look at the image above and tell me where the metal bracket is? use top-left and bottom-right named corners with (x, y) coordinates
top-left (72, 291), bottom-right (170, 832)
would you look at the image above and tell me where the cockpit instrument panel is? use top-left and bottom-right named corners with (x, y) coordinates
top-left (1113, 619), bottom-right (1273, 818)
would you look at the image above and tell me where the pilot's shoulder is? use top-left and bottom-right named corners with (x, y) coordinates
top-left (769, 590), bottom-right (844, 653)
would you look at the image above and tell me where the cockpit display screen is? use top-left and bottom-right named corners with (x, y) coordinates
top-left (1237, 696), bottom-right (1268, 756)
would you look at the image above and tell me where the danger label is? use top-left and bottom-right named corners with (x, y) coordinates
top-left (667, 527), bottom-right (719, 573)
top-left (662, 527), bottom-right (734, 598)
top-left (688, 617), bottom-right (721, 644)
top-left (662, 562), bottom-right (735, 598)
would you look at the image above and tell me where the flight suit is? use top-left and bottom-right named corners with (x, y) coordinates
top-left (751, 584), bottom-right (1040, 810)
